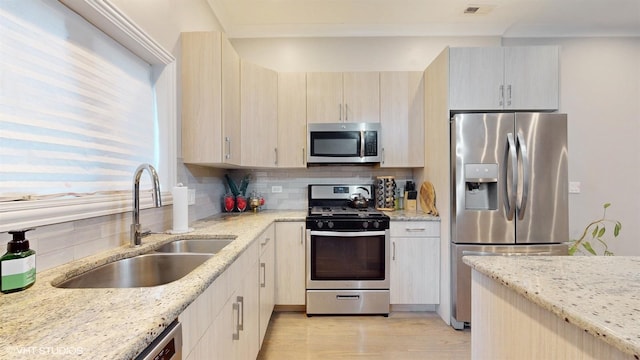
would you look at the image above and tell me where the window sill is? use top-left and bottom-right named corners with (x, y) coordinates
top-left (0, 192), bottom-right (173, 233)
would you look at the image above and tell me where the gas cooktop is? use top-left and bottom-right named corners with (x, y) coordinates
top-left (306, 184), bottom-right (390, 231)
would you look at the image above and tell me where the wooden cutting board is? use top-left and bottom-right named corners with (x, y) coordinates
top-left (419, 181), bottom-right (439, 216)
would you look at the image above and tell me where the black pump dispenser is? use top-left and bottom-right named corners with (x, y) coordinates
top-left (1, 228), bottom-right (36, 293)
top-left (7, 229), bottom-right (33, 253)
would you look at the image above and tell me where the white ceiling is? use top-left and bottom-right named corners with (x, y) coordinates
top-left (205, 0), bottom-right (640, 38)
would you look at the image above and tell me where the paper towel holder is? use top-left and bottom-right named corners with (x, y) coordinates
top-left (169, 183), bottom-right (193, 234)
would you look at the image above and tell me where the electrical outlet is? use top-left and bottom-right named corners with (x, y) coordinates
top-left (272, 185), bottom-right (283, 193)
top-left (569, 181), bottom-right (581, 194)
top-left (188, 189), bottom-right (196, 205)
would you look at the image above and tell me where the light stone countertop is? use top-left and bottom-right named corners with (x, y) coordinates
top-left (463, 255), bottom-right (640, 358)
top-left (0, 210), bottom-right (306, 360)
top-left (383, 210), bottom-right (439, 221)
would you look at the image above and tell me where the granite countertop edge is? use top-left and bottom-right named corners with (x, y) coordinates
top-left (463, 256), bottom-right (640, 358)
top-left (0, 210), bottom-right (306, 360)
top-left (383, 210), bottom-right (439, 221)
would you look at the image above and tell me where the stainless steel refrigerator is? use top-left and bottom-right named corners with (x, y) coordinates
top-left (450, 112), bottom-right (569, 330)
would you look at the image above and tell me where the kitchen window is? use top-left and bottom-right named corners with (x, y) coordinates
top-left (0, 0), bottom-right (176, 232)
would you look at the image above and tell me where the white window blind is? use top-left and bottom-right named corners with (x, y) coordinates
top-left (0, 0), bottom-right (157, 202)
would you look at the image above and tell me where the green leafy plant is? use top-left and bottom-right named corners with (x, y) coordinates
top-left (569, 203), bottom-right (621, 256)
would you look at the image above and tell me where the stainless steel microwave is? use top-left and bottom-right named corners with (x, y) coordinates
top-left (307, 122), bottom-right (381, 164)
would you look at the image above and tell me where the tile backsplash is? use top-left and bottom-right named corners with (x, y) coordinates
top-left (234, 166), bottom-right (414, 210)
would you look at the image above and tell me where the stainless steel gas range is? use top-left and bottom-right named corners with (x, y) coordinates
top-left (305, 184), bottom-right (390, 316)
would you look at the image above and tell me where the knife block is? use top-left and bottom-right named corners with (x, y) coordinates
top-left (404, 190), bottom-right (417, 212)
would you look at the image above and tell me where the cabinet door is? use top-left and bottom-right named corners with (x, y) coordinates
top-left (391, 237), bottom-right (440, 304)
top-left (274, 222), bottom-right (306, 305)
top-left (210, 290), bottom-right (238, 360)
top-left (181, 32), bottom-right (223, 164)
top-left (237, 260), bottom-right (260, 360)
top-left (306, 72), bottom-right (343, 123)
top-left (343, 72), bottom-right (380, 123)
top-left (258, 229), bottom-right (275, 345)
top-left (241, 61), bottom-right (278, 167)
top-left (449, 47), bottom-right (504, 111)
top-left (277, 72), bottom-right (307, 168)
top-left (504, 46), bottom-right (559, 110)
top-left (222, 34), bottom-right (241, 165)
top-left (380, 71), bottom-right (424, 167)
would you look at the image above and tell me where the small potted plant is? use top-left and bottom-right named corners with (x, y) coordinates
top-left (569, 203), bottom-right (621, 256)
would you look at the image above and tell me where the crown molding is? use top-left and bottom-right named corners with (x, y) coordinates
top-left (59, 0), bottom-right (175, 65)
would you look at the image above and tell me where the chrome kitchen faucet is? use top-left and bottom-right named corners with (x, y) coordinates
top-left (131, 163), bottom-right (162, 246)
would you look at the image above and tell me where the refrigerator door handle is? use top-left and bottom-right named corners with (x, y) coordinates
top-left (503, 133), bottom-right (517, 221)
top-left (516, 133), bottom-right (530, 220)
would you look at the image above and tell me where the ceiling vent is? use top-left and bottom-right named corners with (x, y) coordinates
top-left (463, 5), bottom-right (495, 15)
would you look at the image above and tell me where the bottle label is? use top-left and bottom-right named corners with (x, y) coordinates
top-left (1, 255), bottom-right (36, 291)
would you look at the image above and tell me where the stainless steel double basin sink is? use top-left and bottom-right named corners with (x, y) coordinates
top-left (55, 238), bottom-right (234, 289)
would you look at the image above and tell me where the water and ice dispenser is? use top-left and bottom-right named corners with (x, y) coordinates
top-left (464, 164), bottom-right (498, 210)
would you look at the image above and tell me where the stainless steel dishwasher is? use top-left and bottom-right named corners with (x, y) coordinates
top-left (135, 319), bottom-right (182, 360)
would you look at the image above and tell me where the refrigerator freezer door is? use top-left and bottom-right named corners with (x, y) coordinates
top-left (514, 113), bottom-right (569, 244)
top-left (451, 113), bottom-right (515, 244)
top-left (450, 243), bottom-right (568, 328)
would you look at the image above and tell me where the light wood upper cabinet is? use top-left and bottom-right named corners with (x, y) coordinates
top-left (222, 37), bottom-right (242, 165)
top-left (307, 72), bottom-right (380, 123)
top-left (380, 71), bottom-right (424, 168)
top-left (449, 47), bottom-right (504, 111)
top-left (277, 72), bottom-right (307, 168)
top-left (449, 46), bottom-right (559, 111)
top-left (343, 72), bottom-right (380, 123)
top-left (181, 31), bottom-right (241, 166)
top-left (504, 46), bottom-right (559, 110)
top-left (241, 60), bottom-right (278, 167)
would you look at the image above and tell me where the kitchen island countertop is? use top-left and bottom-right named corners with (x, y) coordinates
top-left (463, 255), bottom-right (640, 358)
top-left (0, 210), bottom-right (305, 359)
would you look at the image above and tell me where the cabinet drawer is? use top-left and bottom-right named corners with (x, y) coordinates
top-left (390, 221), bottom-right (439, 237)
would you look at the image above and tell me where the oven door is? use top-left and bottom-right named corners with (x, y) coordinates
top-left (306, 229), bottom-right (390, 289)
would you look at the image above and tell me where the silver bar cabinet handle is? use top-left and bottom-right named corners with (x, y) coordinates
top-left (237, 296), bottom-right (244, 331)
top-left (232, 302), bottom-right (240, 340)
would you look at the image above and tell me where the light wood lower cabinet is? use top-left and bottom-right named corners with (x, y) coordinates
top-left (390, 221), bottom-right (440, 305)
top-left (274, 222), bottom-right (306, 306)
top-left (180, 240), bottom-right (260, 360)
top-left (258, 224), bottom-right (275, 345)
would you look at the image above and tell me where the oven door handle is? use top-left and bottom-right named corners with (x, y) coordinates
top-left (309, 230), bottom-right (387, 237)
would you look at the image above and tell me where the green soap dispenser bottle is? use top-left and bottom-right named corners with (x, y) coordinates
top-left (1, 228), bottom-right (36, 293)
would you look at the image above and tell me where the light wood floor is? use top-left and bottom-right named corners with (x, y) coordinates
top-left (257, 311), bottom-right (470, 359)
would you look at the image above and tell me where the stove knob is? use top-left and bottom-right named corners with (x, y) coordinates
top-left (373, 221), bottom-right (380, 229)
top-left (316, 220), bottom-right (324, 229)
top-left (362, 221), bottom-right (369, 229)
top-left (327, 221), bottom-right (334, 229)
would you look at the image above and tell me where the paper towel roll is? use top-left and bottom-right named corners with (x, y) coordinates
top-left (172, 185), bottom-right (189, 233)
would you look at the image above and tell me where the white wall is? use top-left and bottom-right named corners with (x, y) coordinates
top-left (231, 36), bottom-right (500, 72)
top-left (504, 37), bottom-right (640, 256)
